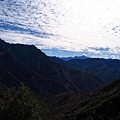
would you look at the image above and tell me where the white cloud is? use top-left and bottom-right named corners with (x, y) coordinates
top-left (0, 0), bottom-right (120, 59)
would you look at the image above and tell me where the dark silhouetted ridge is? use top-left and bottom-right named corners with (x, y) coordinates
top-left (52, 57), bottom-right (120, 83)
top-left (0, 38), bottom-right (105, 96)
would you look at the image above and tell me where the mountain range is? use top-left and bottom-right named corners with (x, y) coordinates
top-left (0, 38), bottom-right (120, 119)
top-left (59, 55), bottom-right (89, 61)
top-left (0, 38), bottom-right (105, 96)
top-left (52, 56), bottom-right (120, 83)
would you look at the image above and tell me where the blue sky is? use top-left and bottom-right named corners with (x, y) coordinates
top-left (0, 0), bottom-right (120, 59)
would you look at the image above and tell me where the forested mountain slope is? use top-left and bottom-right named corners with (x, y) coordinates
top-left (0, 39), bottom-right (104, 95)
top-left (48, 77), bottom-right (120, 120)
top-left (52, 57), bottom-right (120, 83)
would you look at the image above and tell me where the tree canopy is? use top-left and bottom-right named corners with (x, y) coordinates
top-left (0, 84), bottom-right (55, 120)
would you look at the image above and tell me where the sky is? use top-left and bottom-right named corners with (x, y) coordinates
top-left (0, 0), bottom-right (120, 59)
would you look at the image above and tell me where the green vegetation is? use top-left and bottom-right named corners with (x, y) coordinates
top-left (0, 84), bottom-right (55, 120)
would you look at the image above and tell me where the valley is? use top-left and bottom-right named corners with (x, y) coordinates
top-left (0, 38), bottom-right (120, 120)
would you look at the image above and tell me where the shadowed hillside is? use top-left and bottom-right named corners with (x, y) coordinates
top-left (0, 39), bottom-right (105, 96)
top-left (48, 77), bottom-right (120, 120)
top-left (52, 57), bottom-right (120, 83)
top-left (0, 39), bottom-right (120, 120)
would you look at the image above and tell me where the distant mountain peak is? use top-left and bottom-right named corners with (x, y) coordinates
top-left (61, 55), bottom-right (89, 61)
